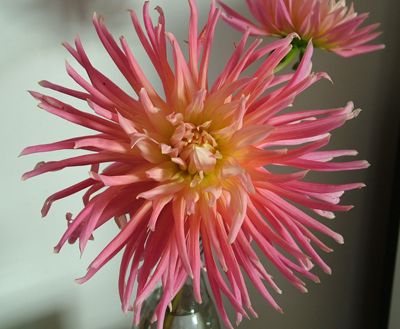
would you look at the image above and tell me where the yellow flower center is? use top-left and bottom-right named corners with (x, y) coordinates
top-left (170, 120), bottom-right (222, 175)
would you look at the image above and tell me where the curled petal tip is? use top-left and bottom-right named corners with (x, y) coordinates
top-left (336, 234), bottom-right (345, 244)
top-left (28, 90), bottom-right (42, 100)
top-left (38, 80), bottom-right (48, 87)
top-left (251, 311), bottom-right (259, 319)
top-left (320, 72), bottom-right (333, 83)
top-left (350, 108), bottom-right (362, 118)
top-left (75, 276), bottom-right (86, 284)
top-left (286, 32), bottom-right (300, 40)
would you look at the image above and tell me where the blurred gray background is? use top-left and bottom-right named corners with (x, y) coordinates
top-left (1, 0), bottom-right (400, 328)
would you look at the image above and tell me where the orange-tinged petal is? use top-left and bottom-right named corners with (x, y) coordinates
top-left (220, 124), bottom-right (276, 153)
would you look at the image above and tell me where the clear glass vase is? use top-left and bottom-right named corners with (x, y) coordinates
top-left (132, 273), bottom-right (221, 329)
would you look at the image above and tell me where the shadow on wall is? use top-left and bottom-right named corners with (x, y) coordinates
top-left (4, 312), bottom-right (64, 329)
top-left (3, 312), bottom-right (131, 329)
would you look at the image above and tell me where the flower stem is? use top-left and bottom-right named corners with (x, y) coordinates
top-left (163, 285), bottom-right (185, 329)
top-left (273, 45), bottom-right (300, 73)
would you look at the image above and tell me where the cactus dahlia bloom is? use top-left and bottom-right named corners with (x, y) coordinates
top-left (22, 0), bottom-right (368, 328)
top-left (218, 0), bottom-right (384, 57)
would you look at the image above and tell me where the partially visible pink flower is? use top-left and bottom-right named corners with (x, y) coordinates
top-left (22, 1), bottom-right (368, 328)
top-left (219, 0), bottom-right (384, 57)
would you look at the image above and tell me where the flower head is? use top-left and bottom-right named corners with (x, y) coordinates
top-left (22, 1), bottom-right (368, 328)
top-left (219, 0), bottom-right (384, 57)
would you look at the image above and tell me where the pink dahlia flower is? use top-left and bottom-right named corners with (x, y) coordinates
top-left (219, 0), bottom-right (384, 57)
top-left (22, 1), bottom-right (368, 328)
